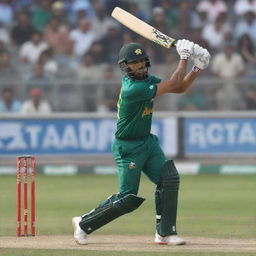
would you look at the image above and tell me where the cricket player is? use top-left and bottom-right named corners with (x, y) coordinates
top-left (72, 39), bottom-right (210, 245)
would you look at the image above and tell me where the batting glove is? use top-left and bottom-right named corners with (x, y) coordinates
top-left (192, 44), bottom-right (205, 58)
top-left (191, 45), bottom-right (211, 71)
top-left (176, 39), bottom-right (194, 60)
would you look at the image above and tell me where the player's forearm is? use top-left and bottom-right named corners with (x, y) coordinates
top-left (178, 70), bottom-right (198, 93)
top-left (156, 60), bottom-right (189, 96)
top-left (167, 60), bottom-right (188, 92)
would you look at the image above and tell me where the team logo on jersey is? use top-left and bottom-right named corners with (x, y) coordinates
top-left (128, 162), bottom-right (136, 169)
top-left (149, 85), bottom-right (154, 89)
top-left (142, 107), bottom-right (153, 117)
top-left (135, 49), bottom-right (142, 55)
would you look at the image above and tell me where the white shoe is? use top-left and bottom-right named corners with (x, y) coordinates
top-left (72, 216), bottom-right (88, 245)
top-left (155, 232), bottom-right (186, 245)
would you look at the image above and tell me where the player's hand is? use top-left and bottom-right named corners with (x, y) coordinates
top-left (192, 45), bottom-right (211, 70)
top-left (176, 39), bottom-right (194, 60)
top-left (192, 44), bottom-right (205, 58)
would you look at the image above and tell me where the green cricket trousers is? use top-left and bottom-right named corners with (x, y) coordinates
top-left (112, 133), bottom-right (167, 195)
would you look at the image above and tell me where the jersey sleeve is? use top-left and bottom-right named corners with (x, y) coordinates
top-left (151, 75), bottom-right (162, 84)
top-left (123, 75), bottom-right (161, 102)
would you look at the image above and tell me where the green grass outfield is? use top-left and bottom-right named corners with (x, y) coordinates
top-left (0, 174), bottom-right (255, 255)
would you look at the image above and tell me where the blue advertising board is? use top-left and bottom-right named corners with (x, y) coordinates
top-left (184, 118), bottom-right (256, 155)
top-left (0, 118), bottom-right (177, 155)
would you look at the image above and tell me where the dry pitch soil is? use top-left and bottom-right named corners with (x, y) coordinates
top-left (1, 235), bottom-right (256, 253)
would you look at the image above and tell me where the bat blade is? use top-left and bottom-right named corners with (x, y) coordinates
top-left (111, 7), bottom-right (176, 48)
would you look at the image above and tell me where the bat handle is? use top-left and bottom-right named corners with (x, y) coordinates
top-left (171, 40), bottom-right (176, 48)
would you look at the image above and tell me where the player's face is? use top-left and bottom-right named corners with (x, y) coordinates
top-left (127, 59), bottom-right (147, 78)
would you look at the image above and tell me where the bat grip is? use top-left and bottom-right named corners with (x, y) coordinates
top-left (171, 41), bottom-right (177, 47)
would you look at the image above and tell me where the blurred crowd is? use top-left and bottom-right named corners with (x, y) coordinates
top-left (0, 0), bottom-right (256, 113)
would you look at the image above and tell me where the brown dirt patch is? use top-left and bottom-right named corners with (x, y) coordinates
top-left (1, 235), bottom-right (256, 252)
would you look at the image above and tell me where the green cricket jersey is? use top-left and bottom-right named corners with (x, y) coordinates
top-left (115, 74), bottom-right (161, 140)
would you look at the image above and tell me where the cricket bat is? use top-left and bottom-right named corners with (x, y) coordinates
top-left (111, 7), bottom-right (176, 48)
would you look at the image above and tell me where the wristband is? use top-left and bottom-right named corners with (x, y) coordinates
top-left (192, 65), bottom-right (201, 73)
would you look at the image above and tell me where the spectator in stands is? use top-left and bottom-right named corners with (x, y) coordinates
top-left (159, 0), bottom-right (178, 31)
top-left (192, 10), bottom-right (209, 29)
top-left (178, 87), bottom-right (206, 111)
top-left (100, 24), bottom-right (122, 64)
top-left (234, 11), bottom-right (256, 47)
top-left (73, 0), bottom-right (94, 19)
top-left (150, 7), bottom-right (168, 34)
top-left (0, 41), bottom-right (6, 52)
top-left (52, 1), bottom-right (70, 27)
top-left (176, 15), bottom-right (191, 39)
top-left (0, 0), bottom-right (13, 26)
top-left (142, 40), bottom-right (156, 63)
top-left (69, 19), bottom-right (96, 58)
top-left (237, 33), bottom-right (256, 77)
top-left (152, 52), bottom-right (179, 80)
top-left (176, 1), bottom-right (200, 30)
top-left (127, 2), bottom-right (148, 22)
top-left (26, 62), bottom-right (51, 90)
top-left (0, 22), bottom-right (10, 44)
top-left (128, 0), bottom-right (151, 17)
top-left (202, 14), bottom-right (231, 51)
top-left (121, 32), bottom-right (136, 45)
top-left (55, 39), bottom-right (78, 76)
top-left (149, 7), bottom-right (169, 63)
top-left (102, 64), bottom-right (121, 81)
top-left (234, 0), bottom-right (256, 17)
top-left (88, 41), bottom-right (108, 64)
top-left (104, 0), bottom-right (128, 15)
top-left (31, 0), bottom-right (52, 31)
top-left (97, 65), bottom-right (120, 112)
top-left (220, 30), bottom-right (236, 49)
top-left (196, 0), bottom-right (227, 22)
top-left (0, 87), bottom-right (21, 113)
top-left (21, 87), bottom-right (52, 114)
top-left (188, 27), bottom-right (210, 50)
top-left (0, 49), bottom-right (20, 82)
top-left (238, 34), bottom-right (256, 64)
top-left (38, 48), bottom-right (58, 76)
top-left (212, 44), bottom-right (245, 79)
top-left (12, 0), bottom-right (35, 12)
top-left (44, 17), bottom-right (70, 54)
top-left (70, 1), bottom-right (92, 28)
top-left (171, 2), bottom-right (196, 40)
top-left (243, 86), bottom-right (256, 109)
top-left (91, 4), bottom-right (118, 41)
top-left (19, 31), bottom-right (48, 64)
top-left (11, 11), bottom-right (35, 46)
top-left (76, 52), bottom-right (100, 81)
top-left (211, 44), bottom-right (245, 109)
